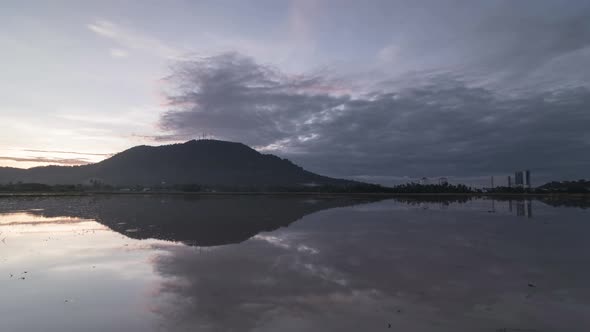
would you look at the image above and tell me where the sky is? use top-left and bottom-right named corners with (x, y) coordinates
top-left (1, 0), bottom-right (590, 186)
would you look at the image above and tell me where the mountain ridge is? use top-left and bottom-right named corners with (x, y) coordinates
top-left (0, 139), bottom-right (358, 188)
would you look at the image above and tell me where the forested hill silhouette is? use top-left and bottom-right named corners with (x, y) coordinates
top-left (0, 140), bottom-right (358, 188)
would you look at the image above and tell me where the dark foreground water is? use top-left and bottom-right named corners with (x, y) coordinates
top-left (0, 195), bottom-right (589, 332)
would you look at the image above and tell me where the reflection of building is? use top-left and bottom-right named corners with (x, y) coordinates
top-left (527, 200), bottom-right (533, 217)
top-left (516, 201), bottom-right (524, 216)
top-left (515, 200), bottom-right (533, 218)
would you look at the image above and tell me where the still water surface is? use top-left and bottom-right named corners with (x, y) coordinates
top-left (0, 195), bottom-right (589, 331)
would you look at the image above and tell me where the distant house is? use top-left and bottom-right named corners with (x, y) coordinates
top-left (85, 178), bottom-right (104, 186)
top-left (302, 182), bottom-right (320, 187)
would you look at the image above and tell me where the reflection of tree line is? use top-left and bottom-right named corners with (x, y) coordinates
top-left (391, 195), bottom-right (589, 216)
top-left (390, 195), bottom-right (472, 206)
top-left (0, 195), bottom-right (383, 247)
top-left (385, 196), bottom-right (536, 216)
top-left (1, 194), bottom-right (588, 248)
top-left (389, 195), bottom-right (572, 215)
top-left (536, 196), bottom-right (590, 209)
top-left (491, 195), bottom-right (590, 210)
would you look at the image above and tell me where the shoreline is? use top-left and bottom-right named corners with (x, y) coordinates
top-left (0, 192), bottom-right (588, 198)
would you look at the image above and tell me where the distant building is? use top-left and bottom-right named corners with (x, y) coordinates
top-left (515, 171), bottom-right (524, 187)
top-left (420, 177), bottom-right (429, 185)
top-left (508, 176), bottom-right (512, 188)
top-left (514, 170), bottom-right (532, 188)
top-left (438, 177), bottom-right (448, 185)
top-left (85, 178), bottom-right (104, 186)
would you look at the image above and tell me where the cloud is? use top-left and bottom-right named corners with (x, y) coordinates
top-left (87, 19), bottom-right (180, 59)
top-left (0, 156), bottom-right (91, 166)
top-left (340, 1), bottom-right (590, 91)
top-left (109, 48), bottom-right (128, 58)
top-left (158, 52), bottom-right (349, 147)
top-left (157, 52), bottom-right (590, 182)
top-left (22, 149), bottom-right (112, 157)
top-left (459, 4), bottom-right (590, 89)
top-left (480, 7), bottom-right (590, 68)
top-left (376, 45), bottom-right (399, 64)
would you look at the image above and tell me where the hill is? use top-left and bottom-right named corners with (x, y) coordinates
top-left (537, 179), bottom-right (590, 193)
top-left (0, 140), bottom-right (358, 189)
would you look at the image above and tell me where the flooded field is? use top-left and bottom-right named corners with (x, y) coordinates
top-left (0, 195), bottom-right (589, 331)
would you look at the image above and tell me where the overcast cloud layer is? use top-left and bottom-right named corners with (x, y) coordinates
top-left (2, 0), bottom-right (590, 185)
top-left (153, 0), bottom-right (590, 185)
top-left (159, 52), bottom-right (590, 185)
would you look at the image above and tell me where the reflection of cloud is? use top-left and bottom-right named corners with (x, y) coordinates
top-left (297, 244), bottom-right (318, 255)
top-left (0, 212), bottom-right (106, 235)
top-left (149, 202), bottom-right (590, 331)
top-left (254, 234), bottom-right (320, 254)
top-left (298, 262), bottom-right (347, 286)
top-left (253, 234), bottom-right (291, 249)
top-left (151, 241), bottom-right (362, 331)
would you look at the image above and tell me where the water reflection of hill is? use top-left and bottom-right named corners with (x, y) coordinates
top-left (536, 195), bottom-right (590, 209)
top-left (2, 195), bottom-right (588, 247)
top-left (0, 195), bottom-right (382, 246)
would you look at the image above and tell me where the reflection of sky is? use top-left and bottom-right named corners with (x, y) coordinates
top-left (1, 199), bottom-right (590, 331)
top-left (0, 211), bottom-right (171, 332)
top-left (150, 200), bottom-right (590, 331)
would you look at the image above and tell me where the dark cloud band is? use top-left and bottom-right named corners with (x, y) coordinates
top-left (0, 156), bottom-right (91, 166)
top-left (158, 52), bottom-right (590, 183)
